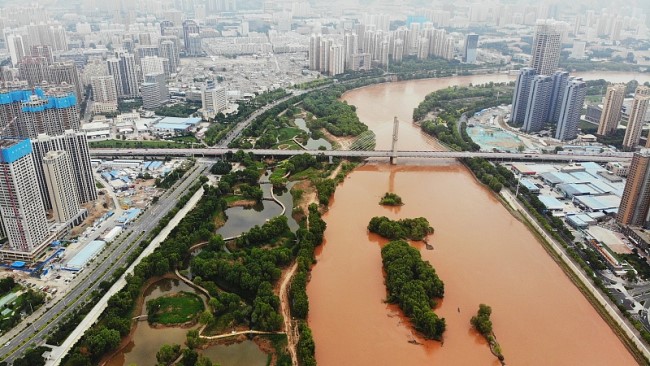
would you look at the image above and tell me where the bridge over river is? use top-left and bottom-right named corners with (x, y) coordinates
top-left (89, 148), bottom-right (633, 163)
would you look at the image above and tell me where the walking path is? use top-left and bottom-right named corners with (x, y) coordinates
top-left (279, 262), bottom-right (299, 366)
top-left (200, 330), bottom-right (285, 340)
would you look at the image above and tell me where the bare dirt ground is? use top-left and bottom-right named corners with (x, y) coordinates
top-left (70, 192), bottom-right (115, 237)
top-left (321, 129), bottom-right (356, 150)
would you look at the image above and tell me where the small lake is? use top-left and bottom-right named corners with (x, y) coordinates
top-left (107, 278), bottom-right (269, 366)
top-left (200, 340), bottom-right (268, 366)
top-left (294, 118), bottom-right (332, 150)
top-left (217, 201), bottom-right (283, 239)
top-left (106, 278), bottom-right (200, 366)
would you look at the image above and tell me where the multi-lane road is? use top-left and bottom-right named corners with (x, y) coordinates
top-left (0, 164), bottom-right (208, 364)
top-left (90, 147), bottom-right (634, 163)
top-left (217, 90), bottom-right (309, 148)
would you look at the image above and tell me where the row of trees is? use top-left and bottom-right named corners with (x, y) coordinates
top-left (61, 180), bottom-right (224, 365)
top-left (462, 157), bottom-right (513, 193)
top-left (154, 103), bottom-right (200, 118)
top-left (156, 160), bottom-right (196, 189)
top-left (291, 204), bottom-right (327, 366)
top-left (381, 240), bottom-right (446, 340)
top-left (368, 216), bottom-right (434, 241)
top-left (470, 304), bottom-right (504, 362)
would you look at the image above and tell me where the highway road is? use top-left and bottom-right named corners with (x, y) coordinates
top-left (217, 90), bottom-right (308, 148)
top-left (0, 163), bottom-right (209, 364)
top-left (90, 147), bottom-right (634, 163)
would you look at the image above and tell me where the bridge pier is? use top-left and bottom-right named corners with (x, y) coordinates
top-left (390, 117), bottom-right (399, 165)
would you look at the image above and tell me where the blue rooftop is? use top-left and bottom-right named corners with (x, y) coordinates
top-left (538, 195), bottom-right (565, 210)
top-left (0, 88), bottom-right (44, 105)
top-left (22, 93), bottom-right (77, 112)
top-left (0, 139), bottom-right (32, 163)
top-left (65, 240), bottom-right (106, 270)
top-left (154, 116), bottom-right (202, 131)
top-left (519, 178), bottom-right (539, 192)
top-left (118, 208), bottom-right (141, 224)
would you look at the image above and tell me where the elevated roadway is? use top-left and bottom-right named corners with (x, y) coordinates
top-left (90, 148), bottom-right (633, 163)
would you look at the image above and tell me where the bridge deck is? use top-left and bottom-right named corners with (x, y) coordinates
top-left (89, 148), bottom-right (633, 163)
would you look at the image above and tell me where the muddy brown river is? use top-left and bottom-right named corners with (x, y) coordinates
top-left (306, 74), bottom-right (642, 365)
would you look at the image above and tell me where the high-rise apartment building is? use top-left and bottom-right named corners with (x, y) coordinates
top-left (555, 78), bottom-right (587, 141)
top-left (6, 34), bottom-right (26, 66)
top-left (31, 45), bottom-right (53, 64)
top-left (510, 68), bottom-right (537, 125)
top-left (328, 44), bottom-right (345, 76)
top-left (159, 39), bottom-right (180, 73)
top-left (183, 20), bottom-right (201, 56)
top-left (83, 57), bottom-right (109, 85)
top-left (135, 45), bottom-right (160, 64)
top-left (19, 90), bottom-right (79, 139)
top-left (90, 75), bottom-right (118, 114)
top-left (42, 150), bottom-right (81, 224)
top-left (201, 86), bottom-right (227, 119)
top-left (140, 56), bottom-right (170, 78)
top-left (186, 33), bottom-right (202, 57)
top-left (548, 71), bottom-right (569, 123)
top-left (463, 34), bottom-right (479, 63)
top-left (90, 75), bottom-right (118, 104)
top-left (522, 75), bottom-right (553, 133)
top-left (319, 38), bottom-right (332, 74)
top-left (0, 139), bottom-right (51, 260)
top-left (19, 56), bottom-right (49, 87)
top-left (48, 61), bottom-right (83, 102)
top-left (530, 19), bottom-right (563, 76)
top-left (617, 152), bottom-right (650, 227)
top-left (107, 52), bottom-right (139, 98)
top-left (597, 84), bottom-right (626, 136)
top-left (623, 86), bottom-right (650, 150)
top-left (141, 73), bottom-right (168, 110)
top-left (344, 33), bottom-right (358, 70)
top-left (309, 34), bottom-right (321, 71)
top-left (31, 131), bottom-right (97, 209)
top-left (350, 53), bottom-right (371, 71)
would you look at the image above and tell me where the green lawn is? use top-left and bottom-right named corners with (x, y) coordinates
top-left (579, 119), bottom-right (598, 133)
top-left (224, 195), bottom-right (246, 204)
top-left (273, 141), bottom-right (303, 150)
top-left (277, 127), bottom-right (304, 142)
top-left (147, 291), bottom-right (204, 325)
top-left (168, 135), bottom-right (200, 144)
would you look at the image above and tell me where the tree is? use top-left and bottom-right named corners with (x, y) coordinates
top-left (199, 310), bottom-right (214, 325)
top-left (211, 160), bottom-right (232, 175)
top-left (156, 344), bottom-right (181, 365)
top-left (181, 349), bottom-right (199, 366)
top-left (186, 329), bottom-right (201, 349)
top-left (624, 270), bottom-right (638, 283)
top-left (470, 304), bottom-right (493, 336)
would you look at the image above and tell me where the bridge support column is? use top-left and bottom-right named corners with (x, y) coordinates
top-left (390, 116), bottom-right (399, 165)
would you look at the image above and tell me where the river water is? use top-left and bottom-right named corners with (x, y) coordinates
top-left (306, 73), bottom-right (643, 365)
